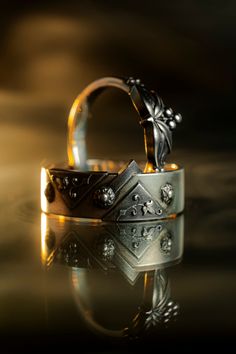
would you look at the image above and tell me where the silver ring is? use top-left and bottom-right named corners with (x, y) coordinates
top-left (41, 212), bottom-right (183, 336)
top-left (41, 76), bottom-right (184, 221)
top-left (41, 213), bottom-right (184, 270)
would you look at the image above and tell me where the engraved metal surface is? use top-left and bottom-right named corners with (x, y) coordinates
top-left (160, 183), bottom-right (174, 205)
top-left (160, 232), bottom-right (172, 255)
top-left (106, 222), bottom-right (162, 260)
top-left (42, 161), bottom-right (184, 221)
top-left (48, 169), bottom-right (108, 209)
top-left (42, 77), bottom-right (184, 221)
top-left (41, 213), bottom-right (184, 273)
top-left (93, 186), bottom-right (115, 208)
top-left (95, 236), bottom-right (116, 261)
top-left (72, 268), bottom-right (179, 338)
top-left (103, 182), bottom-right (165, 222)
top-left (125, 270), bottom-right (179, 335)
top-left (41, 211), bottom-right (183, 337)
top-left (128, 78), bottom-right (181, 170)
top-left (67, 76), bottom-right (182, 170)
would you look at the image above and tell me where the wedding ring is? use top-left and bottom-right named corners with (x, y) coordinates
top-left (41, 76), bottom-right (184, 221)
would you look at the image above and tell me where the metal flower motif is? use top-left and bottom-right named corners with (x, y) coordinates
top-left (142, 226), bottom-right (156, 240)
top-left (160, 183), bottom-right (174, 205)
top-left (145, 300), bottom-right (179, 328)
top-left (118, 193), bottom-right (163, 220)
top-left (96, 237), bottom-right (115, 261)
top-left (141, 90), bottom-right (173, 169)
top-left (142, 200), bottom-right (155, 215)
top-left (93, 186), bottom-right (115, 208)
top-left (128, 299), bottom-right (180, 336)
top-left (160, 233), bottom-right (172, 255)
top-left (128, 80), bottom-right (182, 169)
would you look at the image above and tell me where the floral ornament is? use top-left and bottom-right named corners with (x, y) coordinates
top-left (118, 194), bottom-right (162, 220)
top-left (142, 200), bottom-right (156, 215)
top-left (93, 186), bottom-right (115, 208)
top-left (127, 78), bottom-right (182, 169)
top-left (95, 237), bottom-right (115, 261)
top-left (129, 226), bottom-right (156, 248)
top-left (160, 183), bottom-right (174, 205)
top-left (144, 300), bottom-right (179, 328)
top-left (117, 223), bottom-right (163, 252)
top-left (160, 233), bottom-right (172, 255)
top-left (142, 226), bottom-right (157, 241)
top-left (126, 299), bottom-right (180, 337)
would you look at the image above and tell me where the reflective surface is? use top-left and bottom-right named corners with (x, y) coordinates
top-left (41, 213), bottom-right (183, 339)
top-left (41, 213), bottom-right (184, 273)
top-left (1, 148), bottom-right (236, 352)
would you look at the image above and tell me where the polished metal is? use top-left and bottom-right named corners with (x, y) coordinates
top-left (41, 160), bottom-right (184, 221)
top-left (67, 76), bottom-right (182, 171)
top-left (41, 76), bottom-right (184, 221)
top-left (41, 212), bottom-right (183, 338)
top-left (41, 212), bottom-right (184, 276)
top-left (72, 269), bottom-right (179, 338)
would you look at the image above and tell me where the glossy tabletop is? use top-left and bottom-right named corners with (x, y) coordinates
top-left (1, 131), bottom-right (235, 352)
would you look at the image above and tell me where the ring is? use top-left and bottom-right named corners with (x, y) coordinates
top-left (41, 76), bottom-right (184, 221)
top-left (41, 213), bottom-right (184, 271)
top-left (41, 213), bottom-right (183, 336)
top-left (72, 268), bottom-right (179, 337)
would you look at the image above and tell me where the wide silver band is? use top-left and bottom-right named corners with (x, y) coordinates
top-left (41, 159), bottom-right (184, 221)
top-left (41, 76), bottom-right (184, 221)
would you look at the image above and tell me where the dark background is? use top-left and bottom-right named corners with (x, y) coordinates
top-left (0, 1), bottom-right (235, 353)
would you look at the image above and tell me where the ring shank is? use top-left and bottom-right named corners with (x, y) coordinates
top-left (67, 77), bottom-right (129, 169)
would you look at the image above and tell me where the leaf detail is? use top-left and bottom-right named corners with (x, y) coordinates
top-left (153, 93), bottom-right (164, 118)
top-left (147, 206), bottom-right (155, 214)
top-left (142, 200), bottom-right (156, 215)
top-left (153, 120), bottom-right (172, 167)
top-left (142, 206), bottom-right (148, 215)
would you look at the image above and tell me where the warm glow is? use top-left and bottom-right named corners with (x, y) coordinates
top-left (72, 269), bottom-right (80, 289)
top-left (144, 272), bottom-right (148, 289)
top-left (41, 212), bottom-right (48, 264)
top-left (144, 162), bottom-right (156, 173)
top-left (92, 163), bottom-right (100, 172)
top-left (144, 162), bottom-right (179, 173)
top-left (68, 95), bottom-right (81, 167)
top-left (58, 215), bottom-right (66, 223)
top-left (40, 167), bottom-right (48, 212)
top-left (168, 163), bottom-right (178, 170)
